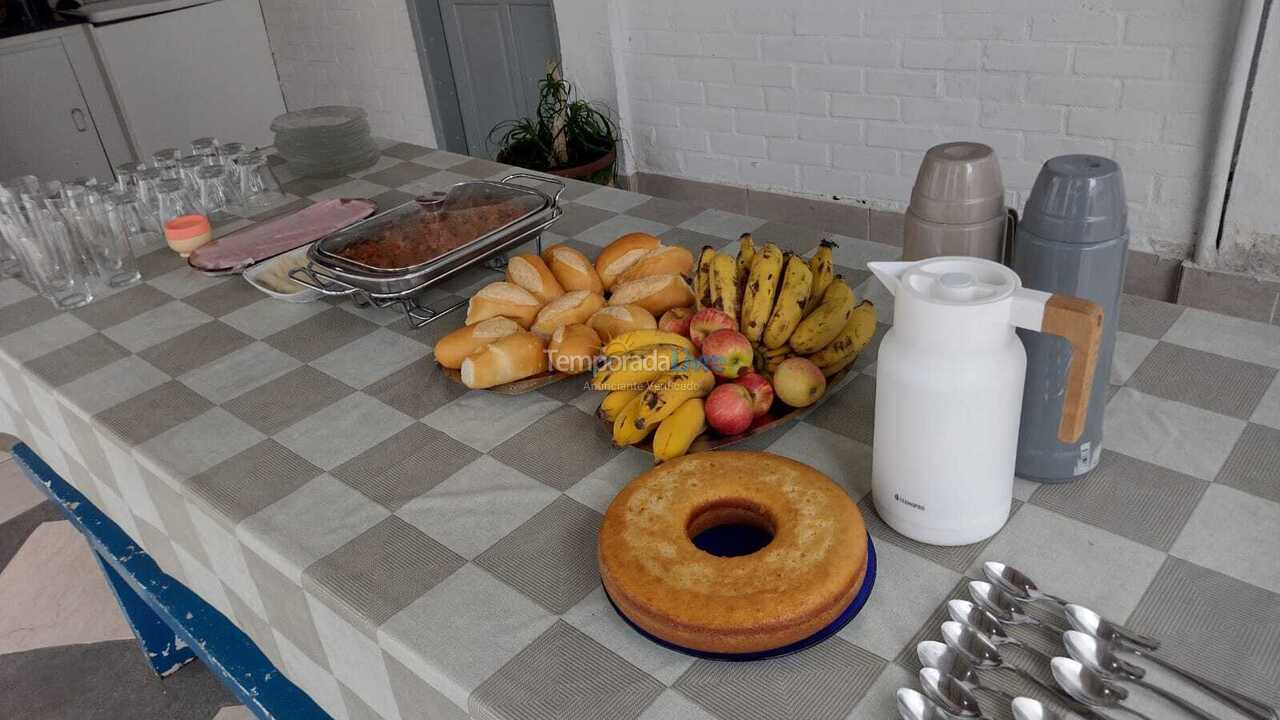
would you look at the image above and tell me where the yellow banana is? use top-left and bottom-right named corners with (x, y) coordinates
top-left (601, 329), bottom-right (696, 357)
top-left (633, 361), bottom-right (716, 432)
top-left (598, 389), bottom-right (640, 422)
top-left (592, 345), bottom-right (694, 391)
top-left (804, 239), bottom-right (836, 316)
top-left (762, 253), bottom-right (814, 349)
top-left (789, 279), bottom-right (855, 353)
top-left (735, 233), bottom-right (755, 294)
top-left (652, 398), bottom-right (706, 462)
top-left (819, 351), bottom-right (857, 379)
top-left (739, 243), bottom-right (783, 343)
top-left (710, 252), bottom-right (739, 319)
top-left (612, 393), bottom-right (653, 446)
top-left (808, 300), bottom-right (877, 368)
top-left (694, 246), bottom-right (716, 310)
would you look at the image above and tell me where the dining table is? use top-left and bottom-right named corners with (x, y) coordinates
top-left (1, 140), bottom-right (1277, 720)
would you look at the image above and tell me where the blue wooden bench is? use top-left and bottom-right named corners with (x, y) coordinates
top-left (2, 434), bottom-right (329, 720)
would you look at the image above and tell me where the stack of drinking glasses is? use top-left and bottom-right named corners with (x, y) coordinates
top-left (0, 175), bottom-right (148, 308)
top-left (0, 136), bottom-right (287, 308)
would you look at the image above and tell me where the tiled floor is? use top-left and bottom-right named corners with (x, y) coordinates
top-left (0, 456), bottom-right (249, 719)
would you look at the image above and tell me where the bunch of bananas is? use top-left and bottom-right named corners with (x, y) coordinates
top-left (595, 329), bottom-right (716, 460)
top-left (696, 234), bottom-right (877, 379)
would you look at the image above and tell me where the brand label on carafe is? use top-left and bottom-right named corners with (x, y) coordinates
top-left (1074, 441), bottom-right (1099, 475)
top-left (893, 493), bottom-right (925, 512)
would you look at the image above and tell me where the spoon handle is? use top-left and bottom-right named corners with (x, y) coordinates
top-left (1109, 624), bottom-right (1160, 652)
top-left (1130, 678), bottom-right (1220, 720)
top-left (1133, 651), bottom-right (1277, 720)
top-left (998, 665), bottom-right (1104, 719)
top-left (1116, 706), bottom-right (1154, 720)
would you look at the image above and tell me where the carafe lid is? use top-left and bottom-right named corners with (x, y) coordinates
top-left (1020, 155), bottom-right (1127, 244)
top-left (900, 256), bottom-right (1018, 306)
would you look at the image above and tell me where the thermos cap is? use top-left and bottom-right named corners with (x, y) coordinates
top-left (909, 142), bottom-right (1006, 225)
top-left (1020, 155), bottom-right (1127, 245)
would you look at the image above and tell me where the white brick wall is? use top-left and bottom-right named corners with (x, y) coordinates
top-left (258, 0), bottom-right (436, 147)
top-left (620, 0), bottom-right (1241, 256)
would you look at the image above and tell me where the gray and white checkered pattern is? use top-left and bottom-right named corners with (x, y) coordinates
top-left (1, 143), bottom-right (1277, 720)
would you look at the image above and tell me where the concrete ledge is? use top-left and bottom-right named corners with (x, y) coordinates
top-left (1178, 263), bottom-right (1280, 325)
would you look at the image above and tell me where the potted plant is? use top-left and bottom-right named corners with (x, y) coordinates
top-left (490, 63), bottom-right (619, 186)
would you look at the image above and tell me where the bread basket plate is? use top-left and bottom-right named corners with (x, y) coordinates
top-left (439, 366), bottom-right (576, 395)
top-left (596, 364), bottom-right (855, 454)
top-left (604, 533), bottom-right (877, 661)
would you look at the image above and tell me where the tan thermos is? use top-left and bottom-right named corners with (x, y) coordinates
top-left (903, 142), bottom-right (1009, 262)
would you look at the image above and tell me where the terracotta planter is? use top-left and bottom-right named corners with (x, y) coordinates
top-left (547, 149), bottom-right (617, 183)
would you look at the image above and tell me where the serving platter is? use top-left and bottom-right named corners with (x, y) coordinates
top-left (439, 366), bottom-right (576, 395)
top-left (604, 533), bottom-right (877, 661)
top-left (596, 363), bottom-right (856, 454)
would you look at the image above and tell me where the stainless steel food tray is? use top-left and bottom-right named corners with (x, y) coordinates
top-left (290, 173), bottom-right (564, 327)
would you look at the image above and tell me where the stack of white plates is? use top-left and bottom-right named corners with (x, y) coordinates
top-left (271, 106), bottom-right (380, 178)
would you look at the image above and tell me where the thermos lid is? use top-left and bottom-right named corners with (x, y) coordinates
top-left (908, 142), bottom-right (1006, 225)
top-left (897, 256), bottom-right (1017, 306)
top-left (1020, 155), bottom-right (1127, 245)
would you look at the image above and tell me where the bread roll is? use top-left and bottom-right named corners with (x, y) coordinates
top-left (530, 290), bottom-right (606, 337)
top-left (615, 245), bottom-right (695, 286)
top-left (548, 323), bottom-right (601, 375)
top-left (588, 304), bottom-right (657, 342)
top-left (607, 274), bottom-right (696, 316)
top-left (543, 244), bottom-right (604, 294)
top-left (466, 282), bottom-right (541, 328)
top-left (434, 316), bottom-right (520, 369)
top-left (460, 331), bottom-right (548, 389)
top-left (505, 254), bottom-right (565, 304)
top-left (596, 232), bottom-right (661, 290)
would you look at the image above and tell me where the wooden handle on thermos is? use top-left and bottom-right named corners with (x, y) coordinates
top-left (1041, 295), bottom-right (1104, 444)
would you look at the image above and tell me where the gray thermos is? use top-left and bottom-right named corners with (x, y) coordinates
top-left (1014, 155), bottom-right (1128, 481)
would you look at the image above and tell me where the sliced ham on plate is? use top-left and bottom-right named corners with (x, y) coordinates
top-left (188, 198), bottom-right (378, 273)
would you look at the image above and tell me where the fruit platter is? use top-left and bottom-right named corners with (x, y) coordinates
top-left (594, 234), bottom-right (877, 461)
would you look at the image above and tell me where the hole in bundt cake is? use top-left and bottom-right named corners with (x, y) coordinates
top-left (686, 500), bottom-right (776, 558)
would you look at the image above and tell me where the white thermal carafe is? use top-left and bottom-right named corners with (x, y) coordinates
top-left (868, 257), bottom-right (1102, 545)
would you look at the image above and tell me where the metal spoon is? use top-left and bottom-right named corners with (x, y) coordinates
top-left (970, 580), bottom-right (1068, 633)
top-left (1064, 604), bottom-right (1277, 720)
top-left (941, 621), bottom-right (1095, 716)
top-left (896, 687), bottom-right (960, 720)
top-left (1051, 657), bottom-right (1152, 720)
top-left (948, 599), bottom-right (1052, 660)
top-left (983, 562), bottom-right (1158, 651)
top-left (917, 640), bottom-right (1015, 704)
top-left (919, 667), bottom-right (988, 718)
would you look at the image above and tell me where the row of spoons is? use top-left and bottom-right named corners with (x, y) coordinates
top-left (894, 561), bottom-right (1277, 720)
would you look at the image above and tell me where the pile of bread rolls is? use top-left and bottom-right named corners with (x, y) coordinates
top-left (434, 232), bottom-right (696, 389)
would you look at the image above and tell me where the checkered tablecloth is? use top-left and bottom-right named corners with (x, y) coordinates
top-left (0, 141), bottom-right (1277, 720)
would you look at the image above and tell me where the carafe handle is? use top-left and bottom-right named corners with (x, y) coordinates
top-left (1012, 291), bottom-right (1105, 443)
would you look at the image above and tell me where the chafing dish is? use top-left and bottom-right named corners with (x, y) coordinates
top-left (291, 173), bottom-right (563, 326)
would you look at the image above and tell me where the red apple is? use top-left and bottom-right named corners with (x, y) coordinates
top-left (773, 357), bottom-right (827, 407)
top-left (688, 307), bottom-right (737, 349)
top-left (735, 372), bottom-right (775, 416)
top-left (658, 306), bottom-right (694, 336)
top-left (700, 329), bottom-right (754, 379)
top-left (705, 383), bottom-right (754, 435)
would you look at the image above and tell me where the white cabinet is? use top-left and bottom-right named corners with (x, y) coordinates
top-left (91, 0), bottom-right (286, 159)
top-left (0, 27), bottom-right (130, 180)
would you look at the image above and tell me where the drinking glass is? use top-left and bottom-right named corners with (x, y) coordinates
top-left (155, 178), bottom-right (201, 228)
top-left (190, 137), bottom-right (218, 159)
top-left (107, 192), bottom-right (161, 251)
top-left (218, 142), bottom-right (245, 162)
top-left (195, 165), bottom-right (230, 214)
top-left (178, 156), bottom-right (205, 197)
top-left (95, 193), bottom-right (143, 287)
top-left (0, 206), bottom-right (93, 309)
top-left (152, 148), bottom-right (181, 178)
top-left (238, 150), bottom-right (285, 211)
top-left (135, 168), bottom-right (164, 213)
top-left (45, 193), bottom-right (102, 278)
top-left (114, 161), bottom-right (146, 194)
